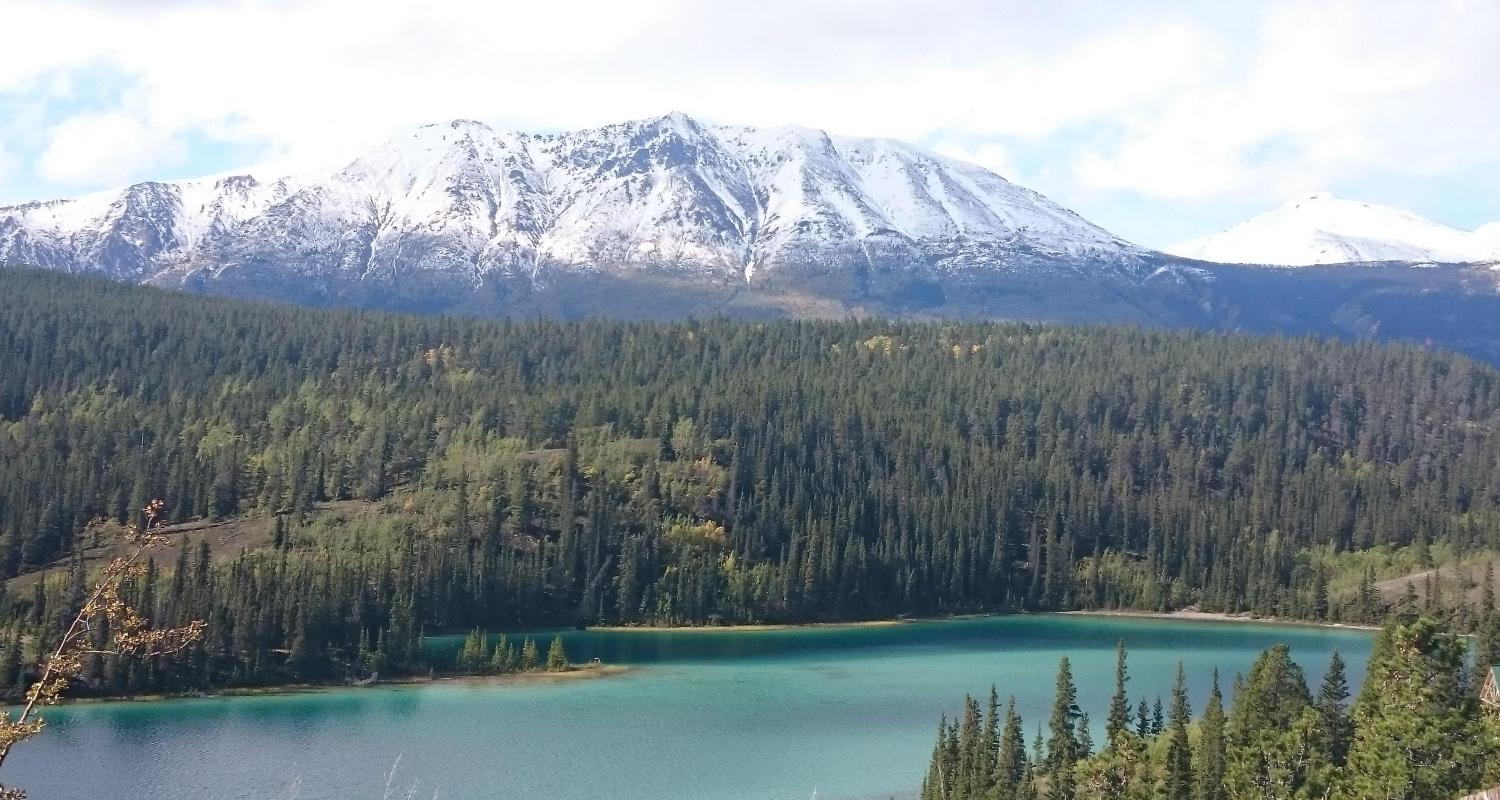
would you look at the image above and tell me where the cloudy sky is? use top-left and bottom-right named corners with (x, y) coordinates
top-left (2, 0), bottom-right (1496, 248)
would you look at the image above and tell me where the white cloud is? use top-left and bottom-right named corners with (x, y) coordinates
top-left (0, 0), bottom-right (1496, 213)
top-left (1069, 0), bottom-right (1500, 202)
top-left (37, 111), bottom-right (183, 186)
top-left (0, 1), bottom-right (1232, 175)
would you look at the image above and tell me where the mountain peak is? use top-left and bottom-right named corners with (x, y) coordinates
top-left (1169, 194), bottom-right (1499, 266)
top-left (0, 113), bottom-right (1147, 290)
top-left (658, 110), bottom-right (700, 127)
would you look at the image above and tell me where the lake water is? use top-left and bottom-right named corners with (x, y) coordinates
top-left (4, 614), bottom-right (1372, 800)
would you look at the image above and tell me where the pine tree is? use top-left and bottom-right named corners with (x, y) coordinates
top-left (921, 716), bottom-right (949, 800)
top-left (489, 634), bottom-right (515, 674)
top-left (1105, 640), bottom-right (1130, 745)
top-left (983, 686), bottom-right (1001, 785)
top-left (1478, 562), bottom-right (1500, 669)
top-left (1223, 644), bottom-right (1324, 799)
top-left (1163, 663), bottom-right (1193, 800)
top-left (1316, 650), bottom-right (1352, 766)
top-left (1397, 581), bottom-right (1419, 620)
top-left (1074, 712), bottom-right (1092, 760)
top-left (546, 635), bottom-right (569, 672)
top-left (996, 696), bottom-right (1026, 797)
top-left (1045, 656), bottom-right (1080, 800)
top-left (1339, 617), bottom-right (1493, 799)
top-left (520, 637), bottom-right (540, 671)
top-left (1196, 670), bottom-right (1227, 800)
top-left (457, 628), bottom-right (486, 672)
top-left (955, 695), bottom-right (983, 799)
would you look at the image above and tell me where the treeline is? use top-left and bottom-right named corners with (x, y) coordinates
top-left (921, 615), bottom-right (1500, 800)
top-left (3, 267), bottom-right (1500, 692)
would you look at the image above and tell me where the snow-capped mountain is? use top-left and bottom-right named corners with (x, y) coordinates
top-left (11, 123), bottom-right (1500, 363)
top-left (0, 113), bottom-right (1147, 292)
top-left (1168, 193), bottom-right (1500, 267)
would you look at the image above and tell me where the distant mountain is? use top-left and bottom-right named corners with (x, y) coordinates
top-left (8, 116), bottom-right (1500, 363)
top-left (1168, 192), bottom-right (1500, 266)
top-left (0, 114), bottom-right (1150, 295)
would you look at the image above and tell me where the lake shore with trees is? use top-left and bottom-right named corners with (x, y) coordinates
top-left (0, 271), bottom-right (1496, 725)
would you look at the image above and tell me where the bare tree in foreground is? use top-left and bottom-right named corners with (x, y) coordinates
top-left (0, 500), bottom-right (206, 798)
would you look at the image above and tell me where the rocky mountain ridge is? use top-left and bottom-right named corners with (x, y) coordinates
top-left (0, 113), bottom-right (1151, 294)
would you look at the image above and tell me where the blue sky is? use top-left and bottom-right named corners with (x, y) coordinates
top-left (2, 0), bottom-right (1497, 249)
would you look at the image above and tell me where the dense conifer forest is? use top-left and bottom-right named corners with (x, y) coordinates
top-left (1, 267), bottom-right (1499, 695)
top-left (918, 615), bottom-right (1500, 800)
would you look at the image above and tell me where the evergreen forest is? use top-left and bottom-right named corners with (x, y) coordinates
top-left (1, 267), bottom-right (1498, 696)
top-left (918, 615), bottom-right (1500, 800)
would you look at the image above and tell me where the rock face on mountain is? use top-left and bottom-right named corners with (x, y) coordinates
top-left (1168, 192), bottom-right (1500, 267)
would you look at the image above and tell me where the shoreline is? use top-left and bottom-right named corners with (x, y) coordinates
top-left (591, 608), bottom-right (1377, 634)
top-left (53, 609), bottom-right (1372, 705)
top-left (1061, 608), bottom-right (1380, 631)
top-left (58, 663), bottom-right (629, 706)
top-left (587, 618), bottom-right (914, 633)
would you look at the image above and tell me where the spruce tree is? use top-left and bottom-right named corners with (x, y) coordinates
top-left (922, 716), bottom-right (950, 800)
top-left (457, 628), bottom-right (486, 672)
top-left (1074, 712), bottom-right (1092, 760)
top-left (489, 634), bottom-right (514, 674)
top-left (1105, 640), bottom-right (1130, 745)
top-left (1196, 670), bottom-right (1226, 800)
top-left (1045, 657), bottom-right (1080, 800)
top-left (1478, 562), bottom-right (1500, 669)
top-left (545, 636), bottom-right (569, 672)
top-left (984, 686), bottom-right (1001, 773)
top-left (1315, 650), bottom-right (1352, 766)
top-left (1163, 663), bottom-right (1194, 800)
top-left (1339, 617), bottom-right (1493, 799)
top-left (1223, 644), bottom-right (1323, 798)
top-left (996, 696), bottom-right (1026, 796)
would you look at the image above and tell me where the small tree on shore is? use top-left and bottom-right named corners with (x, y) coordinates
top-left (490, 634), bottom-right (515, 674)
top-left (457, 628), bottom-right (487, 672)
top-left (546, 636), bottom-right (569, 672)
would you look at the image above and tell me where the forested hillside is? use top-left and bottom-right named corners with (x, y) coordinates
top-left (1, 267), bottom-right (1499, 694)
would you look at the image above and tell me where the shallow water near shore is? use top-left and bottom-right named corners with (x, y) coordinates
top-left (5, 614), bottom-right (1372, 800)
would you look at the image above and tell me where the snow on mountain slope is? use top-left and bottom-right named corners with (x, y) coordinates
top-left (532, 113), bottom-right (760, 274)
top-left (1168, 193), bottom-right (1500, 267)
top-left (1477, 222), bottom-right (1500, 251)
top-left (0, 113), bottom-right (1147, 290)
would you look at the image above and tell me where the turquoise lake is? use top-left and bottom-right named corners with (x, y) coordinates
top-left (4, 615), bottom-right (1372, 800)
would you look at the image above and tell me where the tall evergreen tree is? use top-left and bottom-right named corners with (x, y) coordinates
top-left (1045, 657), bottom-right (1080, 800)
top-left (1223, 644), bottom-right (1326, 799)
top-left (1106, 640), bottom-right (1131, 745)
top-left (1196, 670), bottom-right (1227, 800)
top-left (1339, 618), bottom-right (1493, 799)
top-left (996, 696), bottom-right (1027, 797)
top-left (1163, 663), bottom-right (1194, 800)
top-left (1316, 650), bottom-right (1352, 767)
top-left (545, 636), bottom-right (569, 672)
